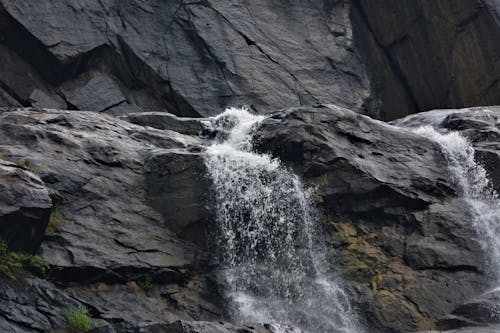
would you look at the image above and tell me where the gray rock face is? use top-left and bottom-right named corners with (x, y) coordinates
top-left (0, 159), bottom-right (52, 253)
top-left (62, 74), bottom-right (126, 112)
top-left (0, 104), bottom-right (499, 333)
top-left (88, 320), bottom-right (298, 333)
top-left (0, 275), bottom-right (83, 333)
top-left (419, 327), bottom-right (500, 333)
top-left (447, 289), bottom-right (500, 326)
top-left (392, 106), bottom-right (500, 192)
top-left (0, 0), bottom-right (372, 117)
top-left (254, 105), bottom-right (493, 332)
top-left (123, 112), bottom-right (210, 136)
top-left (144, 149), bottom-right (213, 245)
top-left (352, 0), bottom-right (500, 120)
top-left (0, 108), bottom-right (220, 331)
top-left (1, 1), bottom-right (498, 120)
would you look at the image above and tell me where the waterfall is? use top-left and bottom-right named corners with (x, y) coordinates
top-left (203, 107), bottom-right (362, 333)
top-left (397, 119), bottom-right (500, 279)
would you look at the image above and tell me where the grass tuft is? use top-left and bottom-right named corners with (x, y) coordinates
top-left (66, 305), bottom-right (94, 332)
top-left (16, 160), bottom-right (43, 175)
top-left (0, 241), bottom-right (50, 279)
top-left (138, 276), bottom-right (152, 290)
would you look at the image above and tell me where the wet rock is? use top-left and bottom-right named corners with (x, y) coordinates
top-left (254, 105), bottom-right (490, 332)
top-left (70, 275), bottom-right (222, 327)
top-left (0, 108), bottom-right (220, 327)
top-left (254, 104), bottom-right (454, 215)
top-left (88, 320), bottom-right (297, 333)
top-left (419, 326), bottom-right (500, 333)
top-left (123, 112), bottom-right (210, 136)
top-left (449, 289), bottom-right (500, 325)
top-left (144, 149), bottom-right (213, 245)
top-left (392, 106), bottom-right (500, 192)
top-left (441, 108), bottom-right (500, 192)
top-left (0, 159), bottom-right (52, 253)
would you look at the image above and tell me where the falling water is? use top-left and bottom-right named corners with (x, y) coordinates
top-left (203, 107), bottom-right (362, 333)
top-left (396, 115), bottom-right (500, 279)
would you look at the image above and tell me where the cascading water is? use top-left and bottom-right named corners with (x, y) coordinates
top-left (396, 114), bottom-right (500, 279)
top-left (203, 107), bottom-right (362, 333)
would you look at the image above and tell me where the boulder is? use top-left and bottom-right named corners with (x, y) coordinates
top-left (254, 105), bottom-right (491, 332)
top-left (0, 159), bottom-right (52, 253)
top-left (0, 108), bottom-right (221, 327)
top-left (391, 106), bottom-right (500, 192)
top-left (144, 149), bottom-right (213, 245)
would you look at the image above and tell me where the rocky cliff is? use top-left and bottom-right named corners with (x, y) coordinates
top-left (0, 1), bottom-right (499, 333)
top-left (1, 0), bottom-right (498, 120)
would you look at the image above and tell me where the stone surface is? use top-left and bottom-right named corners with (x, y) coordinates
top-left (254, 105), bottom-right (493, 332)
top-left (88, 320), bottom-right (298, 333)
top-left (0, 159), bottom-right (52, 253)
top-left (0, 44), bottom-right (65, 109)
top-left (0, 0), bottom-right (497, 328)
top-left (392, 106), bottom-right (500, 192)
top-left (62, 74), bottom-right (126, 112)
top-left (123, 112), bottom-right (210, 136)
top-left (419, 327), bottom-right (500, 333)
top-left (0, 1), bottom-right (498, 119)
top-left (0, 108), bottom-right (221, 330)
top-left (0, 274), bottom-right (86, 333)
top-left (448, 289), bottom-right (500, 326)
top-left (0, 0), bottom-right (373, 117)
top-left (352, 0), bottom-right (500, 120)
top-left (0, 104), bottom-right (499, 332)
top-left (144, 149), bottom-right (213, 245)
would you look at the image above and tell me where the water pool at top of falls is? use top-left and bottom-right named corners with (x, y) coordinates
top-left (203, 107), bottom-right (364, 333)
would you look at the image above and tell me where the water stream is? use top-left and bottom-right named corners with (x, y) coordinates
top-left (396, 112), bottom-right (500, 280)
top-left (203, 107), bottom-right (362, 333)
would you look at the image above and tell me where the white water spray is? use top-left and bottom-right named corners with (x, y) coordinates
top-left (399, 118), bottom-right (500, 279)
top-left (204, 107), bottom-right (362, 333)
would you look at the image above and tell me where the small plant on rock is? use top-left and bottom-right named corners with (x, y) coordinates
top-left (15, 160), bottom-right (42, 176)
top-left (47, 202), bottom-right (66, 233)
top-left (66, 305), bottom-right (94, 332)
top-left (0, 241), bottom-right (50, 280)
top-left (138, 276), bottom-right (152, 290)
top-left (0, 241), bottom-right (32, 279)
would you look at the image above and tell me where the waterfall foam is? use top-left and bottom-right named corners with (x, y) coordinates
top-left (204, 107), bottom-right (362, 333)
top-left (400, 120), bottom-right (500, 280)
